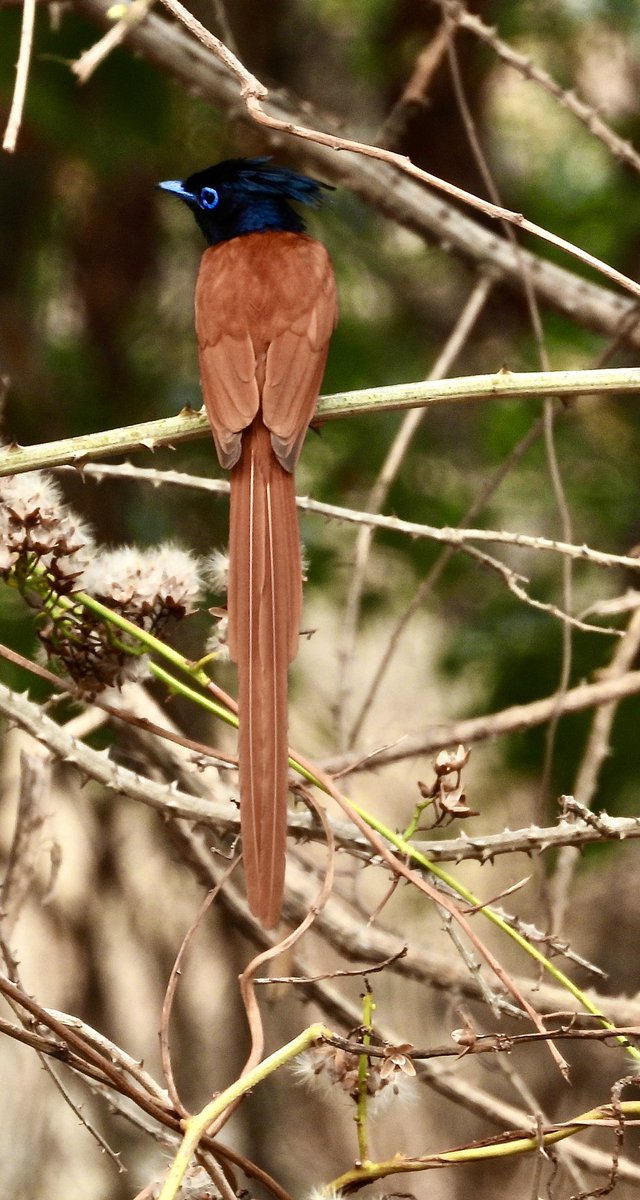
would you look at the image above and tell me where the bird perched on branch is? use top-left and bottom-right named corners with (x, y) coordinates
top-left (158, 157), bottom-right (338, 928)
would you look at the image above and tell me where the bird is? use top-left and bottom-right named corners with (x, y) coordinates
top-left (158, 157), bottom-right (338, 928)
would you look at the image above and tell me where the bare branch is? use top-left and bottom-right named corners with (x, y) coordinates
top-left (5, 674), bottom-right (640, 843)
top-left (336, 275), bottom-right (494, 750)
top-left (438, 0), bottom-right (640, 175)
top-left (325, 668), bottom-right (640, 774)
top-left (2, 0), bottom-right (36, 152)
top-left (154, 0), bottom-right (639, 303)
top-left (68, 0), bottom-right (640, 346)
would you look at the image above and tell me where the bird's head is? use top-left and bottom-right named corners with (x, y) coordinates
top-left (157, 157), bottom-right (333, 246)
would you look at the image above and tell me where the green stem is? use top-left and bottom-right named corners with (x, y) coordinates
top-left (355, 990), bottom-right (375, 1162)
top-left (15, 558), bottom-right (240, 728)
top-left (330, 1099), bottom-right (640, 1190)
top-left (74, 590), bottom-right (212, 686)
top-left (350, 800), bottom-right (639, 1059)
top-left (149, 660), bottom-right (237, 726)
top-left (157, 1023), bottom-right (332, 1200)
top-left (18, 566), bottom-right (633, 1057)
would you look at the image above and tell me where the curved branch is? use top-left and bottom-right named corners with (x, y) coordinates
top-left (71, 0), bottom-right (640, 346)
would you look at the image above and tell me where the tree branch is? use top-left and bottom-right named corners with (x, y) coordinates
top-left (2, 365), bottom-right (640, 476)
top-left (71, 0), bottom-right (640, 346)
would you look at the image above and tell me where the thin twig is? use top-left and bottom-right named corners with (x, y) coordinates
top-left (44, 1008), bottom-right (173, 1106)
top-left (347, 415), bottom-right (552, 741)
top-left (255, 946), bottom-right (407, 986)
top-left (548, 604), bottom-right (640, 934)
top-left (160, 862), bottom-right (240, 1114)
top-left (1, 752), bottom-right (49, 940)
top-left (2, 0), bottom-right (37, 152)
top-left (67, 0), bottom-right (640, 346)
top-left (72, 0), bottom-right (155, 82)
top-left (436, 0), bottom-right (640, 175)
top-left (460, 542), bottom-right (615, 636)
top-left (337, 274), bottom-right (494, 750)
top-left (538, 395), bottom-right (575, 812)
top-left (445, 9), bottom-right (577, 826)
top-left (60, 457), bottom-right (640, 577)
top-left (323, 667), bottom-right (640, 774)
top-left (153, 0), bottom-right (640, 303)
top-left (0, 975), bottom-right (178, 1127)
top-left (41, 1062), bottom-right (126, 1171)
top-left (237, 789), bottom-right (335, 1075)
top-left (302, 768), bottom-right (571, 1077)
top-left (377, 19), bottom-right (451, 146)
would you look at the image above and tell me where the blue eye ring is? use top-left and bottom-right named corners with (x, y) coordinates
top-left (200, 186), bottom-right (219, 210)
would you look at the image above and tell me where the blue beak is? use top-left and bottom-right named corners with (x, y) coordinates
top-left (157, 179), bottom-right (196, 201)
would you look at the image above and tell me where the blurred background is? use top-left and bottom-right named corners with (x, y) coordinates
top-left (2, 1), bottom-right (640, 1197)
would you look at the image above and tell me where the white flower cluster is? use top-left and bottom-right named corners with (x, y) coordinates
top-left (83, 544), bottom-right (202, 631)
top-left (0, 468), bottom-right (203, 691)
top-left (0, 471), bottom-right (94, 588)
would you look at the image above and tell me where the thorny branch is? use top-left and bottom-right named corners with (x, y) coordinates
top-left (52, 458), bottom-right (640, 574)
top-left (3, 3), bottom-right (640, 1194)
top-left (2, 367), bottom-right (640, 475)
top-left (4, 674), bottom-right (640, 857)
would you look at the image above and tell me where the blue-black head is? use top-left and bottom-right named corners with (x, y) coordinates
top-left (157, 157), bottom-right (333, 246)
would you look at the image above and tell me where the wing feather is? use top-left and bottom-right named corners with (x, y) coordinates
top-left (195, 233), bottom-right (338, 473)
top-left (262, 239), bottom-right (338, 470)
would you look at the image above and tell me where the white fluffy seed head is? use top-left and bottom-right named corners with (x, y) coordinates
top-left (0, 470), bottom-right (95, 587)
top-left (82, 543), bottom-right (202, 621)
top-left (203, 547), bottom-right (229, 594)
top-left (205, 615), bottom-right (230, 662)
top-left (306, 1187), bottom-right (343, 1200)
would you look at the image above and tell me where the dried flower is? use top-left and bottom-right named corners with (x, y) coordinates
top-left (0, 472), bottom-right (205, 693)
top-left (379, 1043), bottom-right (416, 1079)
top-left (0, 470), bottom-right (94, 591)
top-left (46, 544), bottom-right (202, 691)
top-left (292, 1042), bottom-right (415, 1110)
top-left (434, 744), bottom-right (470, 776)
top-left (82, 544), bottom-right (202, 633)
top-left (38, 605), bottom-right (150, 692)
top-left (416, 743), bottom-right (474, 827)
